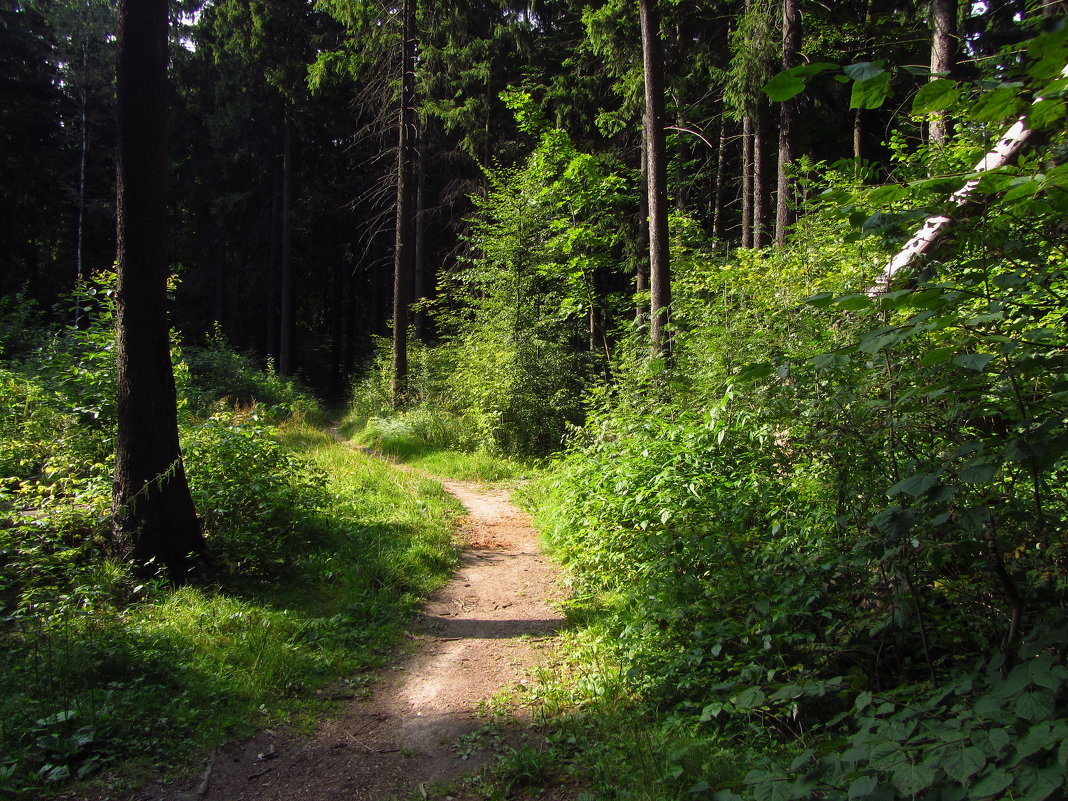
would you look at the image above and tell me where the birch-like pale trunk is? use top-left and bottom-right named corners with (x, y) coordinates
top-left (873, 63), bottom-right (1068, 292)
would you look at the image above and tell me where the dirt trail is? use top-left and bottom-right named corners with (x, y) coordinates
top-left (139, 479), bottom-right (566, 801)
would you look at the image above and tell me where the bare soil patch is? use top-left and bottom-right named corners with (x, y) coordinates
top-left (119, 479), bottom-right (566, 801)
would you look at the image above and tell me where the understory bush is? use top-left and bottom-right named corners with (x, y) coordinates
top-left (529, 104), bottom-right (1068, 796)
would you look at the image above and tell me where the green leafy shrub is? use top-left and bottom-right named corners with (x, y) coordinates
top-left (180, 328), bottom-right (320, 422)
top-left (182, 407), bottom-right (329, 578)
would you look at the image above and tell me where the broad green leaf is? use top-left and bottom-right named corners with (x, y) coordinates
top-left (847, 775), bottom-right (878, 799)
top-left (892, 762), bottom-right (935, 797)
top-left (1015, 690), bottom-right (1055, 722)
top-left (762, 63), bottom-right (838, 101)
top-left (968, 86), bottom-right (1026, 122)
top-left (913, 79), bottom-right (960, 113)
top-left (835, 294), bottom-right (872, 311)
top-left (803, 291), bottom-right (835, 308)
top-left (953, 353), bottom-right (995, 371)
top-left (844, 61), bottom-right (886, 82)
top-left (867, 184), bottom-right (910, 205)
top-left (701, 701), bottom-right (724, 721)
top-left (1019, 765), bottom-right (1062, 801)
top-left (959, 462), bottom-right (997, 484)
top-left (920, 346), bottom-right (956, 366)
top-left (851, 72), bottom-right (893, 109)
top-left (1027, 98), bottom-right (1066, 130)
top-left (734, 686), bottom-right (767, 709)
top-left (1017, 722), bottom-right (1056, 758)
top-left (887, 473), bottom-right (938, 498)
top-left (969, 768), bottom-right (1013, 798)
top-left (812, 353), bottom-right (851, 370)
top-left (771, 684), bottom-right (804, 701)
top-left (1003, 179), bottom-right (1042, 203)
top-left (860, 331), bottom-right (905, 354)
top-left (943, 746), bottom-right (986, 783)
top-left (788, 749), bottom-right (815, 772)
top-left (987, 728), bottom-right (1012, 754)
top-left (855, 690), bottom-right (873, 711)
top-left (736, 362), bottom-right (774, 382)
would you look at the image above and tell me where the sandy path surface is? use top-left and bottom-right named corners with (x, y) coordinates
top-left (134, 479), bottom-right (566, 801)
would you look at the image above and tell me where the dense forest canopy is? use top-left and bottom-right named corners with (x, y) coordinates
top-left (8, 0), bottom-right (1055, 393)
top-left (2, 0), bottom-right (1068, 798)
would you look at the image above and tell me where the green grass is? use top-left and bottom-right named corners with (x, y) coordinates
top-left (349, 413), bottom-right (535, 482)
top-left (0, 423), bottom-right (461, 797)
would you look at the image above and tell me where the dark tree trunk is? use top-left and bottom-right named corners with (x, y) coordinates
top-left (929, 0), bottom-right (958, 146)
top-left (640, 0), bottom-right (671, 358)
top-left (265, 168), bottom-right (280, 361)
top-left (212, 235), bottom-right (225, 325)
top-left (775, 0), bottom-right (800, 246)
top-left (413, 131), bottom-right (428, 341)
top-left (113, 0), bottom-right (203, 579)
top-left (392, 0), bottom-right (416, 406)
top-left (278, 108), bottom-right (294, 376)
top-left (741, 113), bottom-right (753, 248)
top-left (853, 0), bottom-right (874, 174)
top-left (330, 255), bottom-right (344, 398)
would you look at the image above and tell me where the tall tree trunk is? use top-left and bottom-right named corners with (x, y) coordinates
top-left (413, 131), bottom-right (427, 341)
top-left (640, 0), bottom-right (671, 357)
top-left (278, 108), bottom-right (294, 376)
top-left (711, 111), bottom-right (728, 243)
top-left (636, 136), bottom-right (650, 327)
top-left (113, 0), bottom-right (203, 579)
top-left (75, 80), bottom-right (87, 286)
top-left (212, 235), bottom-right (225, 326)
top-left (265, 171), bottom-right (280, 361)
top-left (775, 0), bottom-right (800, 246)
top-left (929, 0), bottom-right (958, 146)
top-left (741, 113), bottom-right (753, 248)
top-left (392, 0), bottom-right (416, 406)
top-left (753, 106), bottom-right (768, 248)
top-left (853, 0), bottom-right (875, 174)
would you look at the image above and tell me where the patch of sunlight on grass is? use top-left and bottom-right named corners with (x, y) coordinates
top-left (405, 449), bottom-right (533, 482)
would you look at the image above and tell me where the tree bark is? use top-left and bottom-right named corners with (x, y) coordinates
top-left (113, 0), bottom-right (203, 579)
top-left (391, 0), bottom-right (416, 406)
top-left (413, 129), bottom-right (427, 341)
top-left (753, 105), bottom-right (768, 248)
top-left (640, 0), bottom-right (671, 358)
top-left (929, 0), bottom-right (958, 147)
top-left (636, 135), bottom-right (650, 327)
top-left (775, 0), bottom-right (800, 246)
top-left (711, 112), bottom-right (727, 244)
top-left (741, 113), bottom-right (753, 248)
top-left (874, 63), bottom-right (1068, 290)
top-left (278, 107), bottom-right (294, 376)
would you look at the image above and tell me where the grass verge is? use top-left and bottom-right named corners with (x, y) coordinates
top-left (347, 414), bottom-right (534, 482)
top-left (0, 423), bottom-right (460, 797)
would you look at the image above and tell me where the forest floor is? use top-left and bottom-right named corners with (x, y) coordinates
top-left (109, 475), bottom-right (572, 801)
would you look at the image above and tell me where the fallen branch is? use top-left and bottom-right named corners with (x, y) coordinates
top-left (872, 63), bottom-right (1068, 293)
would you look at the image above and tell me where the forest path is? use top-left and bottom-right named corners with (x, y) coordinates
top-left (143, 472), bottom-right (567, 801)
